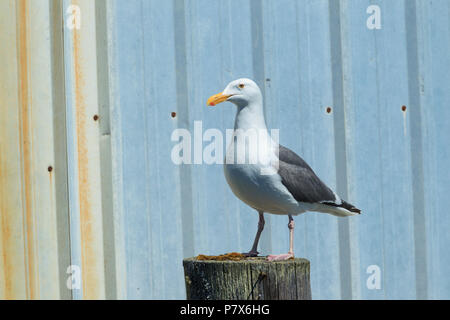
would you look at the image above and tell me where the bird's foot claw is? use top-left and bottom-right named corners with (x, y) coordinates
top-left (242, 251), bottom-right (259, 257)
top-left (267, 253), bottom-right (294, 261)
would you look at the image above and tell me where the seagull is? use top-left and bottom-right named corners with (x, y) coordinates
top-left (207, 78), bottom-right (361, 261)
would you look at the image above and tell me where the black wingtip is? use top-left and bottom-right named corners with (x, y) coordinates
top-left (343, 201), bottom-right (361, 214)
top-left (328, 200), bottom-right (361, 214)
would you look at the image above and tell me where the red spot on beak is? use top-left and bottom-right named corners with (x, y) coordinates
top-left (210, 102), bottom-right (215, 106)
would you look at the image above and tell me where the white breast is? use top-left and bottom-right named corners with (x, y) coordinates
top-left (223, 132), bottom-right (304, 215)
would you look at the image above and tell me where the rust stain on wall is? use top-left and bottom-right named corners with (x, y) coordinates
top-left (0, 0), bottom-right (17, 300)
top-left (17, 0), bottom-right (38, 300)
top-left (71, 1), bottom-right (96, 299)
top-left (0, 152), bottom-right (14, 299)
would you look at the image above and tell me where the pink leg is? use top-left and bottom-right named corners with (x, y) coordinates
top-left (243, 211), bottom-right (265, 257)
top-left (267, 215), bottom-right (294, 261)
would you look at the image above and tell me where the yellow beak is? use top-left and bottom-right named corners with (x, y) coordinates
top-left (206, 92), bottom-right (231, 106)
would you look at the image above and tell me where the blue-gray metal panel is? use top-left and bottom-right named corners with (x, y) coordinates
top-left (112, 1), bottom-right (154, 299)
top-left (142, 0), bottom-right (185, 299)
top-left (259, 0), bottom-right (341, 299)
top-left (341, 0), bottom-right (418, 299)
top-left (371, 0), bottom-right (416, 300)
top-left (111, 0), bottom-right (187, 299)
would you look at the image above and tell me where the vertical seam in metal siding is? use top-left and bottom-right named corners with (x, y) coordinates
top-left (250, 0), bottom-right (272, 254)
top-left (173, 0), bottom-right (195, 259)
top-left (95, 0), bottom-right (117, 300)
top-left (49, 0), bottom-right (73, 300)
top-left (405, 0), bottom-right (428, 300)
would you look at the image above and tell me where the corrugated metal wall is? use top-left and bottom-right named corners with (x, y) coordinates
top-left (0, 0), bottom-right (449, 300)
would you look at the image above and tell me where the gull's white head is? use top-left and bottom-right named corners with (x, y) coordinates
top-left (207, 78), bottom-right (262, 108)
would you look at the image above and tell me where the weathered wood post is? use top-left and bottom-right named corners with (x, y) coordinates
top-left (183, 256), bottom-right (311, 300)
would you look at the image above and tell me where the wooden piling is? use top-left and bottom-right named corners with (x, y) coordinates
top-left (183, 257), bottom-right (311, 300)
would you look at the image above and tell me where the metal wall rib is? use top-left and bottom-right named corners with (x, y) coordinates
top-left (0, 0), bottom-right (449, 300)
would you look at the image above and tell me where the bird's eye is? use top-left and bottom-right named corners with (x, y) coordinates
top-left (238, 83), bottom-right (245, 89)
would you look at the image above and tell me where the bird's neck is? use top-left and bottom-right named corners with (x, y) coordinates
top-left (234, 102), bottom-right (268, 132)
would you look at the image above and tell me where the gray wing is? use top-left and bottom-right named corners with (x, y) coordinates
top-left (277, 145), bottom-right (337, 203)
